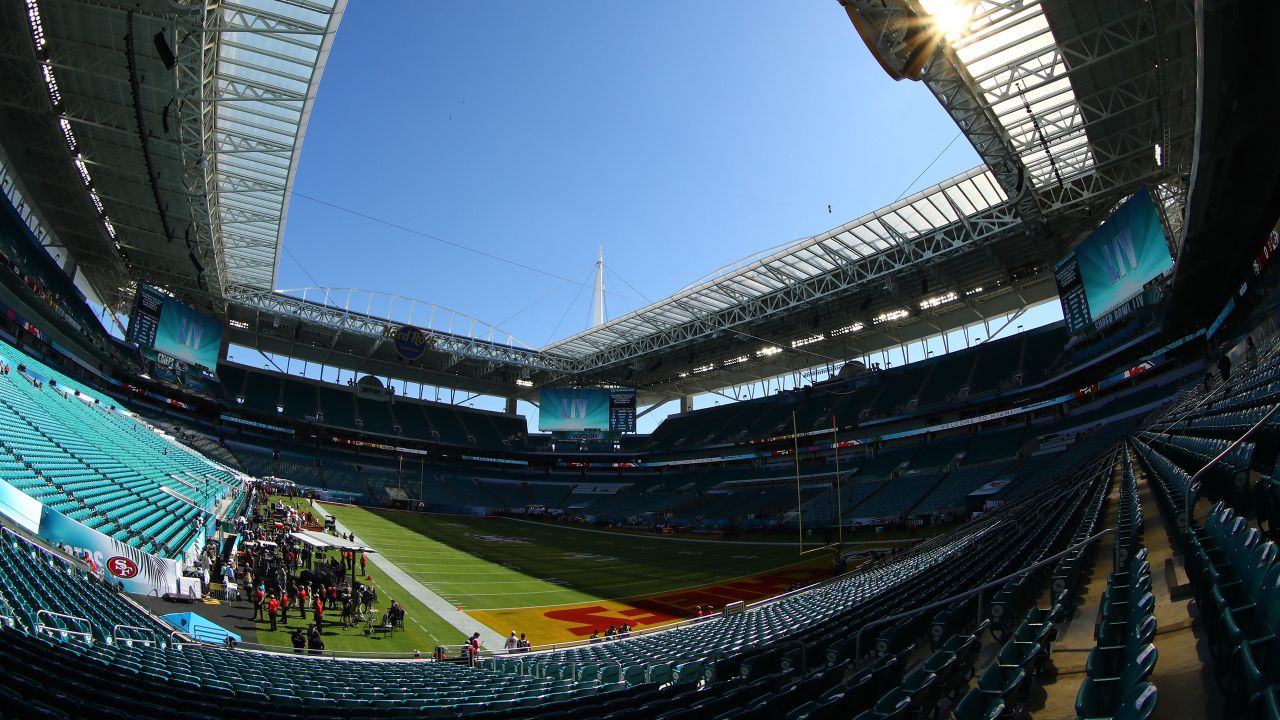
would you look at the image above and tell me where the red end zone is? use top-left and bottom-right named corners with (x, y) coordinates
top-left (467, 563), bottom-right (831, 643)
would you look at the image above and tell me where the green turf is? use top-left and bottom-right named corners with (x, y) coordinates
top-left (513, 516), bottom-right (948, 545)
top-left (324, 503), bottom-right (827, 610)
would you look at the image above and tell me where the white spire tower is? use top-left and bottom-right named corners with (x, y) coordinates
top-left (589, 245), bottom-right (606, 328)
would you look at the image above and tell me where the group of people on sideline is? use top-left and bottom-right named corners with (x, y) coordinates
top-left (216, 493), bottom-right (409, 650)
top-left (588, 623), bottom-right (632, 642)
top-left (503, 631), bottom-right (532, 653)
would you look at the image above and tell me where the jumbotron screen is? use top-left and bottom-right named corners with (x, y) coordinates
top-left (127, 285), bottom-right (223, 371)
top-left (1053, 188), bottom-right (1173, 334)
top-left (539, 387), bottom-right (636, 433)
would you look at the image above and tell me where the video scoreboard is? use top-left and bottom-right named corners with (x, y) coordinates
top-left (539, 387), bottom-right (636, 434)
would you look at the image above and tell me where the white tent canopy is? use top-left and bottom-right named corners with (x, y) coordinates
top-left (289, 530), bottom-right (375, 553)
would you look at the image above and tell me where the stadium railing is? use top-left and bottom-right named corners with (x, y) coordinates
top-left (850, 527), bottom-right (1112, 660)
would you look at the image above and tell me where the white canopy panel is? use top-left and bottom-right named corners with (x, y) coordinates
top-left (950, 0), bottom-right (1095, 189)
top-left (206, 0), bottom-right (346, 291)
top-left (543, 165), bottom-right (1007, 358)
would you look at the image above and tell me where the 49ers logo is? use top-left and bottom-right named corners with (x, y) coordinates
top-left (106, 556), bottom-right (139, 579)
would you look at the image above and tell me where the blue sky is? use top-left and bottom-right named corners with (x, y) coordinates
top-left (238, 2), bottom-right (1062, 429)
top-left (278, 2), bottom-right (987, 343)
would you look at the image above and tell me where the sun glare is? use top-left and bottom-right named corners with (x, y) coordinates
top-left (919, 0), bottom-right (976, 39)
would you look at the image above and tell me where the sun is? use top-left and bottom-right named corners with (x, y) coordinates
top-left (919, 0), bottom-right (977, 39)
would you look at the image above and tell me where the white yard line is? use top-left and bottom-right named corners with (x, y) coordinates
top-left (311, 504), bottom-right (891, 617)
top-left (360, 570), bottom-right (442, 647)
top-left (310, 501), bottom-right (505, 650)
top-left (395, 570), bottom-right (555, 575)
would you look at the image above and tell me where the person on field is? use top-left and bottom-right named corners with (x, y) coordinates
top-left (308, 624), bottom-right (324, 656)
top-left (388, 600), bottom-right (405, 628)
top-left (460, 638), bottom-right (475, 666)
top-left (267, 594), bottom-right (279, 631)
top-left (505, 631), bottom-right (519, 653)
top-left (253, 585), bottom-right (265, 621)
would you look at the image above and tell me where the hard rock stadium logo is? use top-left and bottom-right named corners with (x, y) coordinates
top-left (389, 325), bottom-right (429, 361)
top-left (106, 556), bottom-right (139, 579)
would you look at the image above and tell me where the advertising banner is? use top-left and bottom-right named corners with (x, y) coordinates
top-left (220, 414), bottom-right (295, 435)
top-left (553, 430), bottom-right (613, 441)
top-left (38, 505), bottom-right (197, 595)
top-left (0, 476), bottom-right (41, 533)
top-left (1251, 214), bottom-right (1280, 276)
top-left (0, 475), bottom-right (196, 595)
top-left (461, 455), bottom-right (529, 466)
top-left (391, 325), bottom-right (429, 360)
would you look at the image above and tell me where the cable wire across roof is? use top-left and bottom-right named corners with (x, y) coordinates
top-left (950, 0), bottom-right (1096, 190)
top-left (543, 165), bottom-right (1008, 359)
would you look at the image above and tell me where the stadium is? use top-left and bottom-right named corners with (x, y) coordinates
top-left (0, 0), bottom-right (1274, 718)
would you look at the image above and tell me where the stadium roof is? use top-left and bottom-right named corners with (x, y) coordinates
top-left (545, 166), bottom-right (1010, 361)
top-left (224, 165), bottom-right (1053, 403)
top-left (0, 0), bottom-right (344, 311)
top-left (0, 0), bottom-right (1197, 404)
top-left (950, 0), bottom-right (1097, 190)
top-left (841, 0), bottom-right (1197, 221)
top-left (206, 0), bottom-right (344, 291)
top-left (513, 0), bottom-right (1197, 399)
top-left (216, 0), bottom-right (1198, 403)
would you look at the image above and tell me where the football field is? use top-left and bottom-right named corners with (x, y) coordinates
top-left (323, 504), bottom-right (835, 642)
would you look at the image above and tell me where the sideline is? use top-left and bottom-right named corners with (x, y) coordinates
top-left (309, 500), bottom-right (506, 650)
